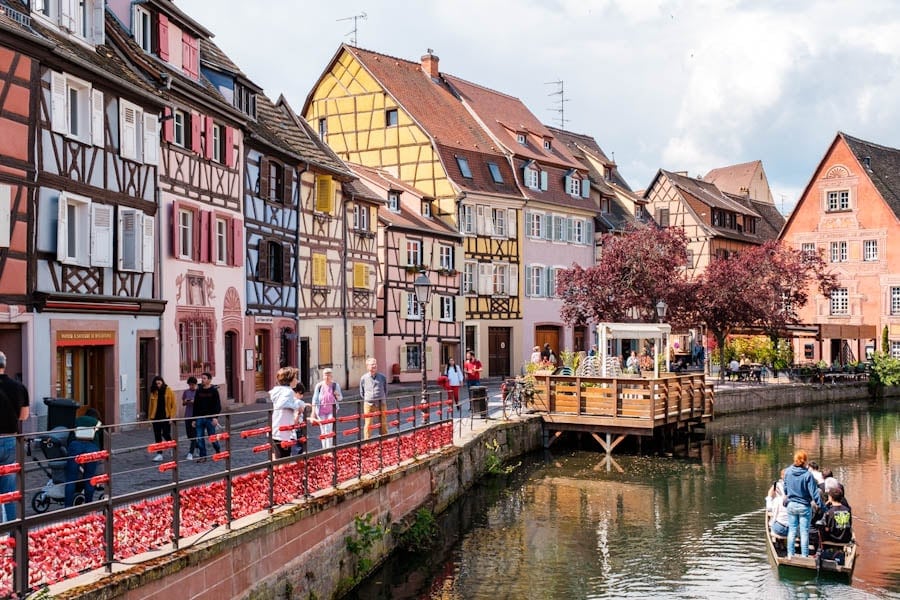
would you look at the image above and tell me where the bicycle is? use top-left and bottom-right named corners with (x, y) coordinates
top-left (501, 378), bottom-right (526, 417)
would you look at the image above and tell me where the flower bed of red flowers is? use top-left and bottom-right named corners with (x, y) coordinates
top-left (0, 422), bottom-right (453, 596)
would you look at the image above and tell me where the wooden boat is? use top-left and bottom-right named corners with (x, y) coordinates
top-left (765, 509), bottom-right (858, 577)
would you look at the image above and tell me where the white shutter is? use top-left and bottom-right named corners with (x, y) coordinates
top-left (477, 263), bottom-right (491, 295)
top-left (92, 0), bottom-right (105, 44)
top-left (50, 72), bottom-right (67, 133)
top-left (454, 244), bottom-right (464, 272)
top-left (142, 212), bottom-right (155, 272)
top-left (540, 170), bottom-right (548, 191)
top-left (430, 242), bottom-right (440, 270)
top-left (399, 346), bottom-right (408, 371)
top-left (430, 295), bottom-right (440, 320)
top-left (476, 205), bottom-right (486, 235)
top-left (90, 203), bottom-right (113, 267)
top-left (397, 234), bottom-right (407, 266)
top-left (507, 208), bottom-right (516, 239)
top-left (524, 266), bottom-right (533, 296)
top-left (0, 185), bottom-right (10, 248)
top-left (119, 98), bottom-right (137, 159)
top-left (455, 296), bottom-right (465, 322)
top-left (143, 112), bottom-right (159, 165)
top-left (60, 0), bottom-right (75, 31)
top-left (91, 90), bottom-right (104, 147)
top-left (56, 192), bottom-right (68, 261)
top-left (508, 264), bottom-right (518, 296)
top-left (117, 207), bottom-right (137, 270)
top-left (582, 178), bottom-right (591, 198)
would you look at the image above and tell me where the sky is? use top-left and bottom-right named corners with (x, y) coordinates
top-left (179, 0), bottom-right (900, 215)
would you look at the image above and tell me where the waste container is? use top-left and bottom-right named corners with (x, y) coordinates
top-left (43, 397), bottom-right (79, 431)
top-left (469, 386), bottom-right (487, 418)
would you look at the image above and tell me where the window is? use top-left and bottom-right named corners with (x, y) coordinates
top-left (488, 162), bottom-right (503, 183)
top-left (315, 175), bottom-right (333, 213)
top-left (178, 315), bottom-right (214, 376)
top-left (50, 72), bottom-right (98, 144)
top-left (215, 218), bottom-right (228, 264)
top-left (212, 124), bottom-right (222, 163)
top-left (119, 98), bottom-right (158, 164)
top-left (567, 176), bottom-right (581, 197)
top-left (440, 296), bottom-right (454, 321)
top-left (684, 249), bottom-right (694, 269)
top-left (318, 117), bottom-right (327, 139)
top-left (826, 190), bottom-right (850, 211)
top-left (553, 215), bottom-right (566, 241)
top-left (353, 204), bottom-right (370, 231)
top-left (439, 245), bottom-right (454, 270)
top-left (526, 265), bottom-right (545, 297)
top-left (353, 262), bottom-right (369, 289)
top-left (117, 208), bottom-right (154, 273)
top-left (456, 156), bottom-right (472, 178)
top-left (548, 267), bottom-right (559, 298)
top-left (177, 208), bottom-right (194, 259)
top-left (493, 264), bottom-right (508, 295)
top-left (864, 240), bottom-right (878, 262)
top-left (318, 327), bottom-right (332, 367)
top-left (266, 161), bottom-right (285, 203)
top-left (404, 344), bottom-right (422, 370)
top-left (892, 341), bottom-right (900, 360)
top-left (460, 204), bottom-right (474, 234)
top-left (36, 0), bottom-right (103, 43)
top-left (491, 208), bottom-right (507, 237)
top-left (174, 110), bottom-right (187, 148)
top-left (386, 108), bottom-right (398, 126)
top-left (265, 241), bottom-right (283, 282)
top-left (892, 287), bottom-right (900, 316)
top-left (388, 191), bottom-right (400, 212)
top-left (234, 84), bottom-right (257, 118)
top-left (352, 326), bottom-right (366, 358)
top-left (463, 262), bottom-right (475, 294)
top-left (830, 288), bottom-right (848, 315)
top-left (572, 219), bottom-right (584, 244)
top-left (516, 133), bottom-right (526, 145)
top-left (406, 239), bottom-right (422, 267)
top-left (527, 212), bottom-right (542, 238)
top-left (312, 253), bottom-right (327, 286)
top-left (543, 139), bottom-right (551, 150)
top-left (830, 241), bottom-right (848, 263)
top-left (525, 166), bottom-right (539, 189)
top-left (134, 5), bottom-right (151, 52)
top-left (56, 193), bottom-right (112, 267)
top-left (656, 208), bottom-right (670, 227)
top-left (406, 293), bottom-right (422, 320)
top-left (421, 201), bottom-right (431, 218)
top-left (801, 243), bottom-right (816, 257)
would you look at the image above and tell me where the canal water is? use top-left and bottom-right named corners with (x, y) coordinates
top-left (349, 399), bottom-right (900, 599)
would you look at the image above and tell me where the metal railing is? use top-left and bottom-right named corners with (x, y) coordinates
top-left (0, 391), bottom-right (462, 597)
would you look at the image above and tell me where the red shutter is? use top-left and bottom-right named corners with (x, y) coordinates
top-left (171, 201), bottom-right (180, 257)
top-left (163, 106), bottom-right (174, 142)
top-left (199, 210), bottom-right (210, 262)
top-left (232, 219), bottom-right (244, 267)
top-left (204, 116), bottom-right (214, 160)
top-left (181, 32), bottom-right (199, 79)
top-left (224, 126), bottom-right (234, 167)
top-left (158, 14), bottom-right (169, 61)
top-left (191, 112), bottom-right (202, 154)
top-left (258, 157), bottom-right (269, 199)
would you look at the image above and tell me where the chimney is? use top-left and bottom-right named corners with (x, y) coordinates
top-left (421, 49), bottom-right (439, 79)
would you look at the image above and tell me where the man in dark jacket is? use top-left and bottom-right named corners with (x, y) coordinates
top-left (192, 372), bottom-right (221, 462)
top-left (0, 351), bottom-right (29, 521)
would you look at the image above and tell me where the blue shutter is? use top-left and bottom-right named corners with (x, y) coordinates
top-left (525, 266), bottom-right (533, 296)
top-left (582, 178), bottom-right (590, 198)
top-left (540, 170), bottom-right (548, 191)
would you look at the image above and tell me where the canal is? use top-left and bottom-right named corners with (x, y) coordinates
top-left (349, 399), bottom-right (900, 599)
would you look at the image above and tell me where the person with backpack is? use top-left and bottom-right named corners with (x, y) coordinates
top-left (312, 368), bottom-right (342, 449)
top-left (445, 357), bottom-right (464, 410)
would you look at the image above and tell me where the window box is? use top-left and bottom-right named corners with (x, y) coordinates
top-left (405, 264), bottom-right (427, 274)
top-left (438, 268), bottom-right (457, 277)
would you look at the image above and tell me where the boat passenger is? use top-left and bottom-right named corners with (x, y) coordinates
top-left (784, 449), bottom-right (824, 559)
top-left (808, 461), bottom-right (825, 485)
top-left (823, 476), bottom-right (850, 510)
top-left (766, 474), bottom-right (789, 538)
top-left (817, 488), bottom-right (852, 545)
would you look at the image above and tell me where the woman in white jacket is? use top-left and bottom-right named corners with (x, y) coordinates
top-left (270, 367), bottom-right (303, 458)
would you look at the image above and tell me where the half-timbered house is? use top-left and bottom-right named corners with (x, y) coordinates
top-left (303, 47), bottom-right (523, 377)
top-left (15, 1), bottom-right (167, 425)
top-left (107, 1), bottom-right (247, 406)
top-left (348, 163), bottom-right (462, 382)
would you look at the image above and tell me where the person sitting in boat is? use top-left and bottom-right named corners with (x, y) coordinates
top-left (817, 488), bottom-right (852, 545)
top-left (784, 449), bottom-right (825, 559)
top-left (807, 461), bottom-right (825, 486)
top-left (823, 476), bottom-right (850, 510)
top-left (766, 474), bottom-right (790, 538)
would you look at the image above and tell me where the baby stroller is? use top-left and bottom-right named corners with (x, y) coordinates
top-left (28, 427), bottom-right (103, 512)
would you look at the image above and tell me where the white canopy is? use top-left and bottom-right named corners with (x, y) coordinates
top-left (597, 322), bottom-right (671, 378)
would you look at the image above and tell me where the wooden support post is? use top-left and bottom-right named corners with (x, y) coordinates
top-left (591, 432), bottom-right (627, 455)
top-left (544, 430), bottom-right (563, 449)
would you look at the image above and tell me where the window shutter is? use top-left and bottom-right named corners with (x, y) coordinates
top-left (157, 14), bottom-right (170, 61)
top-left (256, 239), bottom-right (269, 280)
top-left (170, 201), bottom-right (179, 257)
top-left (399, 346), bottom-right (408, 371)
top-left (90, 203), bottom-right (113, 267)
top-left (50, 72), bottom-right (67, 133)
top-left (143, 112), bottom-right (158, 165)
top-left (56, 193), bottom-right (68, 261)
top-left (524, 266), bottom-right (533, 296)
top-left (0, 185), bottom-right (9, 248)
top-left (224, 126), bottom-right (234, 168)
top-left (540, 170), bottom-right (548, 191)
top-left (282, 243), bottom-right (292, 283)
top-left (507, 208), bottom-right (516, 238)
top-left (60, 0), bottom-right (75, 31)
top-left (162, 107), bottom-right (174, 142)
top-left (198, 210), bottom-right (210, 262)
top-left (455, 296), bottom-right (464, 322)
top-left (525, 211), bottom-right (532, 236)
top-left (508, 264), bottom-right (518, 296)
top-left (91, 90), bottom-right (104, 147)
top-left (258, 158), bottom-right (270, 199)
top-left (543, 267), bottom-right (551, 297)
top-left (142, 212), bottom-right (155, 272)
top-left (203, 116), bottom-right (214, 160)
top-left (315, 175), bottom-right (332, 213)
top-left (582, 178), bottom-right (591, 198)
top-left (282, 166), bottom-right (292, 204)
top-left (566, 218), bottom-right (573, 242)
top-left (232, 219), bottom-right (244, 267)
top-left (191, 112), bottom-right (202, 154)
top-left (542, 214), bottom-right (551, 240)
top-left (475, 205), bottom-right (486, 235)
top-left (119, 99), bottom-right (137, 159)
top-left (454, 245), bottom-right (463, 273)
top-left (478, 263), bottom-right (491, 295)
top-left (564, 174), bottom-right (572, 195)
top-left (118, 207), bottom-right (137, 270)
top-left (191, 208), bottom-right (202, 260)
top-left (92, 0), bottom-right (105, 44)
top-left (430, 295), bottom-right (440, 320)
top-left (585, 219), bottom-right (594, 243)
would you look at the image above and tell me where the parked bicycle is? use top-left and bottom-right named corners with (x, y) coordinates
top-left (501, 377), bottom-right (529, 417)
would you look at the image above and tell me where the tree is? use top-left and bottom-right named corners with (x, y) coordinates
top-left (557, 225), bottom-right (692, 327)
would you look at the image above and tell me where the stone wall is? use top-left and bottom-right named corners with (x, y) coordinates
top-left (713, 382), bottom-right (899, 414)
top-left (57, 420), bottom-right (544, 600)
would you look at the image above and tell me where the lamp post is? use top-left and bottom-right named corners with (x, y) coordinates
top-left (655, 299), bottom-right (668, 323)
top-left (655, 300), bottom-right (668, 378)
top-left (414, 273), bottom-right (433, 414)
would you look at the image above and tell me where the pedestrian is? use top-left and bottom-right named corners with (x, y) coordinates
top-left (292, 382), bottom-right (308, 454)
top-left (148, 375), bottom-right (176, 462)
top-left (0, 350), bottom-right (29, 522)
top-left (359, 357), bottom-right (388, 439)
top-left (540, 343), bottom-right (551, 362)
top-left (464, 350), bottom-right (482, 392)
top-left (64, 407), bottom-right (101, 507)
top-left (182, 376), bottom-right (199, 460)
top-left (530, 346), bottom-right (541, 364)
top-left (312, 368), bottom-right (341, 449)
top-left (270, 367), bottom-right (302, 459)
top-left (445, 357), bottom-right (464, 410)
top-left (193, 372), bottom-right (221, 462)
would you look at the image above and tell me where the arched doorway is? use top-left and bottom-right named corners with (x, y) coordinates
top-left (224, 331), bottom-right (238, 402)
top-left (254, 330), bottom-right (269, 393)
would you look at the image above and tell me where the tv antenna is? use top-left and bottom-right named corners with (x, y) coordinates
top-left (545, 79), bottom-right (570, 129)
top-left (337, 12), bottom-right (367, 47)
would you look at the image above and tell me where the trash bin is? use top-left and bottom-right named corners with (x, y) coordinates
top-left (469, 386), bottom-right (487, 418)
top-left (43, 397), bottom-right (79, 431)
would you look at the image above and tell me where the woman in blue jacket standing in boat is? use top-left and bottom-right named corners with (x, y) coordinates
top-left (783, 449), bottom-right (824, 558)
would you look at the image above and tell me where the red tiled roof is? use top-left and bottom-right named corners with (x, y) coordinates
top-left (703, 160), bottom-right (760, 197)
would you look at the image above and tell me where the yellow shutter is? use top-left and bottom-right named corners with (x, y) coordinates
top-left (312, 253), bottom-right (327, 286)
top-left (316, 175), bottom-right (333, 213)
top-left (318, 327), bottom-right (332, 366)
top-left (353, 262), bottom-right (366, 288)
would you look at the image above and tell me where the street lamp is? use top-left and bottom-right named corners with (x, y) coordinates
top-left (414, 273), bottom-right (433, 412)
top-left (656, 299), bottom-right (668, 323)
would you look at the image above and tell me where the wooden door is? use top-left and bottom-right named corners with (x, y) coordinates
top-left (224, 331), bottom-right (237, 402)
top-left (488, 327), bottom-right (510, 377)
top-left (535, 325), bottom-right (561, 358)
top-left (254, 331), bottom-right (269, 392)
top-left (87, 347), bottom-right (106, 419)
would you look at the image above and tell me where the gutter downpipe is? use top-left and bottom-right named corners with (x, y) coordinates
top-left (342, 186), bottom-right (351, 388)
top-left (295, 162), bottom-right (308, 385)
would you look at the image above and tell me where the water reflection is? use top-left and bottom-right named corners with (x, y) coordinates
top-left (349, 400), bottom-right (900, 600)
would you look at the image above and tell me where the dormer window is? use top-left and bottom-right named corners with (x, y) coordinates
top-left (487, 162), bottom-right (503, 184)
top-left (318, 118), bottom-right (327, 139)
top-left (422, 201), bottom-right (432, 218)
top-left (234, 84), bottom-right (257, 119)
top-left (34, 0), bottom-right (104, 44)
top-left (388, 191), bottom-right (400, 212)
top-left (456, 156), bottom-right (472, 179)
top-left (543, 139), bottom-right (552, 150)
top-left (386, 108), bottom-right (399, 127)
top-left (516, 133), bottom-right (527, 145)
top-left (134, 5), bottom-right (152, 52)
